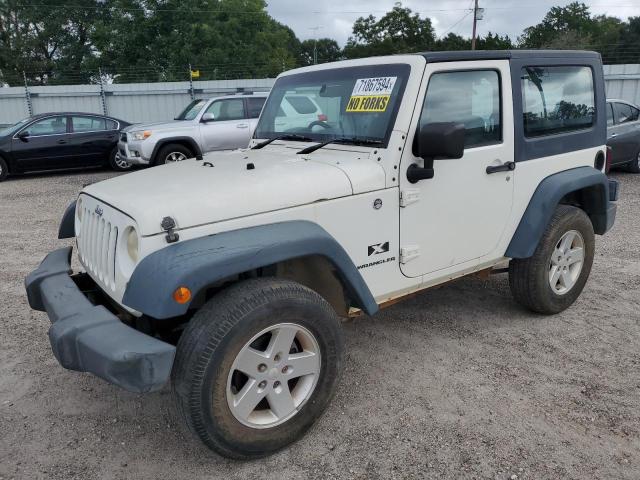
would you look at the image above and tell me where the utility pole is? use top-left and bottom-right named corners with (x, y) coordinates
top-left (309, 26), bottom-right (322, 64)
top-left (471, 0), bottom-right (479, 50)
top-left (98, 67), bottom-right (108, 116)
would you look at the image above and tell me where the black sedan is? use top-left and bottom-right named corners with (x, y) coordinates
top-left (607, 99), bottom-right (640, 173)
top-left (0, 112), bottom-right (131, 182)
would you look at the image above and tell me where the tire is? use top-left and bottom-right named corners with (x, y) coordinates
top-left (108, 147), bottom-right (131, 171)
top-left (509, 205), bottom-right (595, 315)
top-left (171, 278), bottom-right (344, 459)
top-left (154, 143), bottom-right (193, 165)
top-left (0, 156), bottom-right (8, 181)
top-left (626, 150), bottom-right (640, 174)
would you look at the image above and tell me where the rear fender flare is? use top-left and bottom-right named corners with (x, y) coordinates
top-left (506, 167), bottom-right (612, 259)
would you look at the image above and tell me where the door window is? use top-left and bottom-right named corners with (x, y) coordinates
top-left (71, 116), bottom-right (106, 132)
top-left (205, 99), bottom-right (246, 121)
top-left (21, 116), bottom-right (68, 136)
top-left (420, 70), bottom-right (501, 148)
top-left (613, 102), bottom-right (639, 124)
top-left (247, 97), bottom-right (266, 118)
top-left (521, 66), bottom-right (595, 137)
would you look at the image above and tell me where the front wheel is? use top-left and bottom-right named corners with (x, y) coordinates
top-left (0, 156), bottom-right (8, 181)
top-left (509, 205), bottom-right (595, 314)
top-left (155, 143), bottom-right (193, 165)
top-left (171, 278), bottom-right (344, 459)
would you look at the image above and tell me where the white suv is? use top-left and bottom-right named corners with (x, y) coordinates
top-left (26, 50), bottom-right (618, 459)
top-left (117, 92), bottom-right (268, 166)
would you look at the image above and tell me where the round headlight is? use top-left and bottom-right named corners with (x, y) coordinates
top-left (76, 197), bottom-right (83, 221)
top-left (126, 228), bottom-right (139, 263)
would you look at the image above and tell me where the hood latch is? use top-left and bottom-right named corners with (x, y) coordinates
top-left (161, 216), bottom-right (179, 244)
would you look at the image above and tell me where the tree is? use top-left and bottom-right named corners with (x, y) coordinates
top-left (343, 4), bottom-right (435, 59)
top-left (0, 0), bottom-right (102, 85)
top-left (300, 38), bottom-right (342, 66)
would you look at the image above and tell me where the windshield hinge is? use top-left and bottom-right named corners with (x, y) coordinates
top-left (161, 216), bottom-right (179, 243)
top-left (400, 245), bottom-right (420, 264)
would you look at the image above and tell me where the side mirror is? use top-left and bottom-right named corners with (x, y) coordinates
top-left (201, 113), bottom-right (215, 122)
top-left (407, 122), bottom-right (465, 183)
top-left (17, 130), bottom-right (30, 141)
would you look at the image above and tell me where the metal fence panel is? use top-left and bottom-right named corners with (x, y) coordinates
top-left (2, 68), bottom-right (640, 126)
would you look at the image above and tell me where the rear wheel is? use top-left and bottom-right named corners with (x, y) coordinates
top-left (627, 150), bottom-right (640, 173)
top-left (0, 156), bottom-right (7, 181)
top-left (171, 278), bottom-right (344, 459)
top-left (155, 143), bottom-right (193, 165)
top-left (509, 205), bottom-right (595, 314)
top-left (108, 147), bottom-right (131, 171)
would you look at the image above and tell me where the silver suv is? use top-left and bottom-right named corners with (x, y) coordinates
top-left (117, 92), bottom-right (268, 166)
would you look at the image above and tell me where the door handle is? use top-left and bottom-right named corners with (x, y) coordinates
top-left (236, 124), bottom-right (249, 129)
top-left (57, 139), bottom-right (67, 144)
top-left (610, 133), bottom-right (618, 138)
top-left (486, 161), bottom-right (515, 174)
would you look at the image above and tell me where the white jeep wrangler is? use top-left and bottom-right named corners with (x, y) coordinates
top-left (26, 50), bottom-right (618, 459)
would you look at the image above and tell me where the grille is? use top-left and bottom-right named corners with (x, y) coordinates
top-left (77, 205), bottom-right (118, 291)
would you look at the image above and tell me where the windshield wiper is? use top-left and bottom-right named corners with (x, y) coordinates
top-left (251, 134), bottom-right (313, 150)
top-left (296, 137), bottom-right (384, 155)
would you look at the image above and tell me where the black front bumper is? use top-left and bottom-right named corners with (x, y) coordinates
top-left (24, 247), bottom-right (175, 393)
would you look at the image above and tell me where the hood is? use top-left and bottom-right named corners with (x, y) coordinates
top-left (82, 148), bottom-right (364, 236)
top-left (122, 119), bottom-right (195, 132)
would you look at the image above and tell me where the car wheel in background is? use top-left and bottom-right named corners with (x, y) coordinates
top-left (155, 143), bottom-right (193, 165)
top-left (109, 147), bottom-right (132, 172)
top-left (0, 156), bottom-right (8, 181)
top-left (509, 205), bottom-right (595, 315)
top-left (627, 150), bottom-right (640, 174)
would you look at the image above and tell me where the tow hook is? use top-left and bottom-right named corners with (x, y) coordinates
top-left (161, 216), bottom-right (180, 244)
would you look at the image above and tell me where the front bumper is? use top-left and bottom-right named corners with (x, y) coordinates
top-left (24, 247), bottom-right (175, 393)
top-left (117, 140), bottom-right (151, 165)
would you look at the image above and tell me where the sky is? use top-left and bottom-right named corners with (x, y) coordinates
top-left (265, 0), bottom-right (639, 45)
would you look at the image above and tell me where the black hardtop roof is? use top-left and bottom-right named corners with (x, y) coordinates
top-left (419, 49), bottom-right (601, 63)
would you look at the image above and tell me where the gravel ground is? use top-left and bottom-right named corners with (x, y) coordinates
top-left (0, 167), bottom-right (639, 480)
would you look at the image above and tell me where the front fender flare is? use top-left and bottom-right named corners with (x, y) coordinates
top-left (58, 200), bottom-right (76, 239)
top-left (122, 221), bottom-right (378, 319)
top-left (151, 136), bottom-right (203, 163)
top-left (505, 167), bottom-right (613, 259)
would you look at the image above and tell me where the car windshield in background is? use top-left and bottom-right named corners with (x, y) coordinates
top-left (175, 99), bottom-right (207, 120)
top-left (0, 118), bottom-right (30, 137)
top-left (254, 64), bottom-right (411, 146)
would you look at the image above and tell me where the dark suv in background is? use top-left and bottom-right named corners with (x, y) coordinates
top-left (0, 112), bottom-right (130, 182)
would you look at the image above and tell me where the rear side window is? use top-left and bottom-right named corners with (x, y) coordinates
top-left (606, 103), bottom-right (614, 126)
top-left (613, 102), bottom-right (639, 124)
top-left (420, 69), bottom-right (502, 148)
top-left (521, 66), bottom-right (595, 137)
top-left (247, 97), bottom-right (266, 118)
top-left (285, 96), bottom-right (318, 114)
top-left (72, 116), bottom-right (106, 132)
top-left (106, 119), bottom-right (118, 130)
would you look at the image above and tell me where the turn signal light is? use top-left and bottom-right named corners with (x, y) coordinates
top-left (173, 286), bottom-right (192, 304)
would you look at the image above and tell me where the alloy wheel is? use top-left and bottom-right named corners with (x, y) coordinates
top-left (548, 229), bottom-right (585, 295)
top-left (165, 152), bottom-right (188, 163)
top-left (226, 323), bottom-right (321, 429)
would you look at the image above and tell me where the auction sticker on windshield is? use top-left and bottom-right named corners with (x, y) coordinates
top-left (346, 77), bottom-right (397, 112)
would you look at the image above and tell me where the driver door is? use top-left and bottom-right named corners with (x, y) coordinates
top-left (399, 61), bottom-right (515, 278)
top-left (199, 98), bottom-right (250, 151)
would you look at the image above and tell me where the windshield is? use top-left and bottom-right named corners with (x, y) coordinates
top-left (0, 118), bottom-right (31, 137)
top-left (254, 64), bottom-right (410, 146)
top-left (175, 99), bottom-right (208, 120)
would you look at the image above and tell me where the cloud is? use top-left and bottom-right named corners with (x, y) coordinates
top-left (265, 0), bottom-right (636, 45)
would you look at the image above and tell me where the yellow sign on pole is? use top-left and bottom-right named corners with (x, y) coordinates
top-left (191, 70), bottom-right (200, 79)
